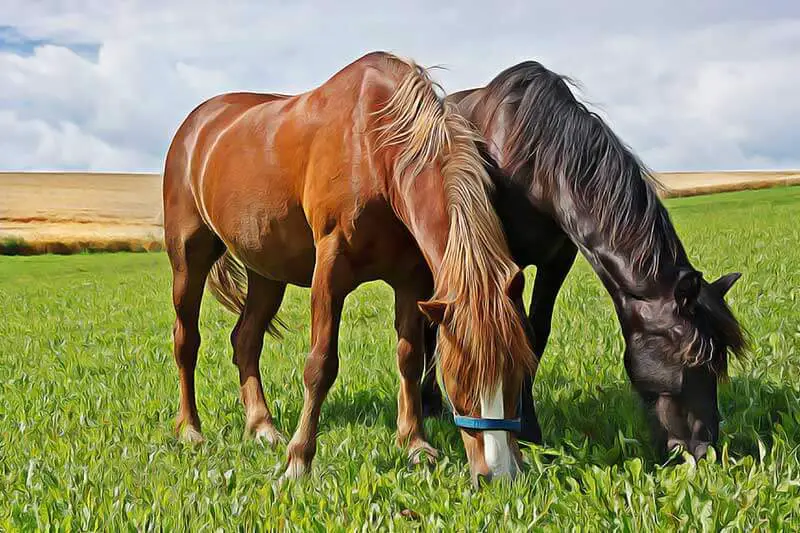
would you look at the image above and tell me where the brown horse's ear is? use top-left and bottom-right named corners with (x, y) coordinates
top-left (711, 272), bottom-right (741, 297)
top-left (675, 268), bottom-right (702, 309)
top-left (506, 270), bottom-right (525, 301)
top-left (418, 300), bottom-right (448, 325)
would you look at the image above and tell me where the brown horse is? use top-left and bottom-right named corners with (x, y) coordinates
top-left (162, 51), bottom-right (535, 485)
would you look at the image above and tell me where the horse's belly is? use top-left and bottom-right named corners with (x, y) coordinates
top-left (221, 203), bottom-right (317, 287)
top-left (343, 203), bottom-right (427, 285)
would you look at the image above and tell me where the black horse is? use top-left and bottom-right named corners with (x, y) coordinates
top-left (421, 61), bottom-right (747, 460)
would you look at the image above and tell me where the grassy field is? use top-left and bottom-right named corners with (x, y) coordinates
top-left (1, 187), bottom-right (799, 530)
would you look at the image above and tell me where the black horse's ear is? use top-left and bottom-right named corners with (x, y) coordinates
top-left (418, 300), bottom-right (448, 325)
top-left (675, 269), bottom-right (702, 309)
top-left (711, 272), bottom-right (741, 297)
top-left (506, 270), bottom-right (525, 301)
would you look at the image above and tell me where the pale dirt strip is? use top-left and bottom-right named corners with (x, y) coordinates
top-left (1, 170), bottom-right (799, 254)
top-left (658, 170), bottom-right (800, 198)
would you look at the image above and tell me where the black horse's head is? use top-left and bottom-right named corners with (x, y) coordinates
top-left (619, 269), bottom-right (747, 460)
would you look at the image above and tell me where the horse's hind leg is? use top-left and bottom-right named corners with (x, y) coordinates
top-left (231, 272), bottom-right (287, 447)
top-left (166, 225), bottom-right (223, 442)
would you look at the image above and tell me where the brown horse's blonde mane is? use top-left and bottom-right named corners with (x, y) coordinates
top-left (372, 54), bottom-right (536, 407)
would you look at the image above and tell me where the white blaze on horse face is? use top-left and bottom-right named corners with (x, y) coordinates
top-left (480, 383), bottom-right (520, 478)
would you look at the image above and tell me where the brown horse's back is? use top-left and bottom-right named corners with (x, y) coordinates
top-left (162, 92), bottom-right (287, 244)
top-left (164, 54), bottom-right (421, 287)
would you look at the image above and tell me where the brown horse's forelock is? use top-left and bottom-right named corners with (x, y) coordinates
top-left (372, 55), bottom-right (536, 407)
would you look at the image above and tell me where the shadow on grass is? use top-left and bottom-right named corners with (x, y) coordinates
top-left (318, 388), bottom-right (398, 432)
top-left (532, 375), bottom-right (798, 470)
top-left (312, 375), bottom-right (798, 472)
top-left (314, 387), bottom-right (466, 457)
top-left (719, 376), bottom-right (799, 458)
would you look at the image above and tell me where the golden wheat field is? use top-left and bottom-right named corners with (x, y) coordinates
top-left (1, 170), bottom-right (798, 254)
top-left (0, 172), bottom-right (163, 254)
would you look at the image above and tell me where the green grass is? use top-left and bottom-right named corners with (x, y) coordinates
top-left (1, 187), bottom-right (799, 530)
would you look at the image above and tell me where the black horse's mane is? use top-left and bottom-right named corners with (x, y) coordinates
top-left (480, 61), bottom-right (680, 279)
top-left (477, 61), bottom-right (747, 366)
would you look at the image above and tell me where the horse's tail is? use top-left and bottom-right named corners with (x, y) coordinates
top-left (206, 251), bottom-right (286, 337)
top-left (207, 251), bottom-right (247, 315)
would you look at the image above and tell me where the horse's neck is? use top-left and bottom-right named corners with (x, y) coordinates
top-left (390, 168), bottom-right (450, 274)
top-left (550, 183), bottom-right (689, 300)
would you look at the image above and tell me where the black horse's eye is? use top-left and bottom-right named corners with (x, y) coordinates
top-left (669, 322), bottom-right (689, 346)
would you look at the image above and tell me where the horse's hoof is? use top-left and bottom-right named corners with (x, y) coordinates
top-left (179, 426), bottom-right (205, 444)
top-left (279, 458), bottom-right (308, 485)
top-left (250, 424), bottom-right (286, 449)
top-left (408, 442), bottom-right (439, 467)
top-left (516, 424), bottom-right (543, 446)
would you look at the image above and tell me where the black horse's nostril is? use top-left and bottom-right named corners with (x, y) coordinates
top-left (667, 438), bottom-right (688, 454)
top-left (692, 442), bottom-right (710, 461)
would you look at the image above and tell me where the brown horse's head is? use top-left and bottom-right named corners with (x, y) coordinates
top-left (420, 269), bottom-right (535, 486)
top-left (415, 143), bottom-right (536, 486)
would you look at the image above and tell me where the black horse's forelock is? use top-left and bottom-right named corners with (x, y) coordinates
top-left (481, 61), bottom-right (678, 279)
top-left (478, 61), bottom-right (747, 368)
top-left (687, 286), bottom-right (749, 375)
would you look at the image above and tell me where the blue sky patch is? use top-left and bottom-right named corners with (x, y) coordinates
top-left (0, 25), bottom-right (99, 60)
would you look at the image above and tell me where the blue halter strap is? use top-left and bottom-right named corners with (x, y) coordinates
top-left (435, 367), bottom-right (523, 433)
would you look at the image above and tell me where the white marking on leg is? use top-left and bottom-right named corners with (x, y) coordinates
top-left (281, 458), bottom-right (307, 480)
top-left (253, 425), bottom-right (286, 448)
top-left (180, 426), bottom-right (205, 444)
top-left (480, 383), bottom-right (520, 479)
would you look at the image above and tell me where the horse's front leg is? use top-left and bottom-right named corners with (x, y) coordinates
top-left (282, 235), bottom-right (352, 480)
top-left (518, 243), bottom-right (578, 444)
top-left (420, 322), bottom-right (445, 419)
top-left (394, 280), bottom-right (439, 465)
top-left (528, 244), bottom-right (577, 359)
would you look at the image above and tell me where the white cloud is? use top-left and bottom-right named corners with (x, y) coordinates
top-left (0, 110), bottom-right (156, 170)
top-left (0, 1), bottom-right (798, 172)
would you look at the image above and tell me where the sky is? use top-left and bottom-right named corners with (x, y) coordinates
top-left (0, 1), bottom-right (798, 173)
